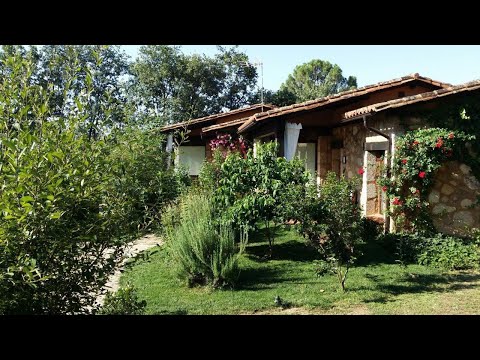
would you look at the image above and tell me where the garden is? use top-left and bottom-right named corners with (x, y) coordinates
top-left (1, 46), bottom-right (480, 315)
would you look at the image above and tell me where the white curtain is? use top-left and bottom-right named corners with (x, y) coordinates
top-left (284, 122), bottom-right (302, 160)
top-left (166, 134), bottom-right (173, 152)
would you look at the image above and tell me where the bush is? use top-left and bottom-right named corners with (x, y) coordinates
top-left (418, 235), bottom-right (480, 270)
top-left (163, 190), bottom-right (246, 288)
top-left (380, 233), bottom-right (427, 265)
top-left (0, 53), bottom-right (139, 314)
top-left (98, 284), bottom-right (147, 315)
top-left (380, 232), bottom-right (480, 270)
top-left (297, 172), bottom-right (364, 291)
top-left (213, 142), bottom-right (310, 253)
top-left (108, 128), bottom-right (189, 232)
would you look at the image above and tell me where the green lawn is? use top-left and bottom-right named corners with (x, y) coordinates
top-left (120, 226), bottom-right (480, 315)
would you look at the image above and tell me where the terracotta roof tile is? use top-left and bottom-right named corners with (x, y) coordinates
top-left (238, 74), bottom-right (450, 133)
top-left (201, 116), bottom-right (250, 133)
top-left (343, 79), bottom-right (480, 120)
top-left (159, 103), bottom-right (275, 132)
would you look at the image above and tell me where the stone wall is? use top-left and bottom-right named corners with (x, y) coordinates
top-left (428, 161), bottom-right (480, 235)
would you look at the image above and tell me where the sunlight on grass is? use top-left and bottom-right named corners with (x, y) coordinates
top-left (120, 226), bottom-right (480, 315)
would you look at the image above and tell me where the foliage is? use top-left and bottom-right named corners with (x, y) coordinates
top-left (279, 59), bottom-right (357, 103)
top-left (130, 45), bottom-right (257, 126)
top-left (422, 94), bottom-right (480, 175)
top-left (107, 128), bottom-right (190, 232)
top-left (98, 283), bottom-right (147, 315)
top-left (250, 87), bottom-right (298, 107)
top-left (380, 233), bottom-right (427, 266)
top-left (417, 235), bottom-right (480, 270)
top-left (163, 190), bottom-right (247, 288)
top-left (377, 128), bottom-right (475, 234)
top-left (296, 172), bottom-right (364, 291)
top-left (0, 52), bottom-right (137, 314)
top-left (199, 148), bottom-right (225, 191)
top-left (381, 233), bottom-right (480, 270)
top-left (214, 142), bottom-right (310, 253)
top-left (0, 45), bottom-right (131, 137)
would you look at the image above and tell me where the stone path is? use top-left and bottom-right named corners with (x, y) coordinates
top-left (96, 233), bottom-right (163, 307)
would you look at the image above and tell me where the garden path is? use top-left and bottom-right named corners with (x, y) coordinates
top-left (96, 234), bottom-right (163, 307)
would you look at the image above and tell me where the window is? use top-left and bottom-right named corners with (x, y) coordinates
top-left (175, 146), bottom-right (206, 176)
top-left (296, 143), bottom-right (316, 179)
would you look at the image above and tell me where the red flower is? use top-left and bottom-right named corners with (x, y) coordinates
top-left (448, 133), bottom-right (454, 139)
top-left (419, 171), bottom-right (426, 178)
top-left (392, 197), bottom-right (402, 206)
top-left (358, 168), bottom-right (365, 175)
top-left (413, 140), bottom-right (419, 146)
top-left (382, 186), bottom-right (388, 192)
top-left (401, 159), bottom-right (407, 164)
top-left (435, 138), bottom-right (444, 148)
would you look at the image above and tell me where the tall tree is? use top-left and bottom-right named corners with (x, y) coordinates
top-left (279, 59), bottom-right (357, 104)
top-left (37, 45), bottom-right (130, 137)
top-left (130, 45), bottom-right (258, 126)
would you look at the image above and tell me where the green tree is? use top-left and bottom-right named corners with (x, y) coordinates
top-left (214, 142), bottom-right (310, 256)
top-left (130, 45), bottom-right (258, 126)
top-left (0, 51), bottom-right (132, 314)
top-left (280, 59), bottom-right (357, 103)
top-left (37, 45), bottom-right (130, 137)
top-left (297, 173), bottom-right (364, 291)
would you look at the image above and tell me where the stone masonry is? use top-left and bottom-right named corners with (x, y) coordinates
top-left (428, 161), bottom-right (480, 236)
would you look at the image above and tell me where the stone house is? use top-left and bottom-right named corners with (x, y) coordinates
top-left (160, 73), bottom-right (480, 234)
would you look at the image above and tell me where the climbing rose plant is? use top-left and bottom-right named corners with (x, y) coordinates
top-left (377, 128), bottom-right (475, 234)
top-left (209, 133), bottom-right (248, 158)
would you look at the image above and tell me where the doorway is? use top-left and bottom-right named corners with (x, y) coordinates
top-left (366, 150), bottom-right (385, 221)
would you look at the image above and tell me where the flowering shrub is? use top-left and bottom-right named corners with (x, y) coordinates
top-left (377, 128), bottom-right (475, 234)
top-left (209, 132), bottom-right (248, 158)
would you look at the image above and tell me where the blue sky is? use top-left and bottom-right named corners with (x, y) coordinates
top-left (122, 45), bottom-right (480, 91)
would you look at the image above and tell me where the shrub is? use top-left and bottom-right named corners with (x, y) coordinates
top-left (98, 284), bottom-right (147, 315)
top-left (418, 235), bottom-right (480, 270)
top-left (107, 128), bottom-right (189, 232)
top-left (297, 172), bottom-right (364, 291)
top-left (380, 233), bottom-right (427, 266)
top-left (163, 190), bottom-right (246, 288)
top-left (214, 142), bottom-right (310, 254)
top-left (0, 53), bottom-right (139, 314)
top-left (380, 232), bottom-right (480, 270)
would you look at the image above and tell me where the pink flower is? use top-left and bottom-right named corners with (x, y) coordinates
top-left (358, 168), bottom-right (365, 175)
top-left (419, 171), bottom-right (426, 178)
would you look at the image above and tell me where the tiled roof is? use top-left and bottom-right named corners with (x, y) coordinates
top-left (237, 73), bottom-right (450, 133)
top-left (159, 103), bottom-right (275, 132)
top-left (201, 117), bottom-right (250, 133)
top-left (343, 79), bottom-right (480, 120)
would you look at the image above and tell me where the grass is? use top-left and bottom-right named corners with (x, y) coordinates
top-left (120, 226), bottom-right (480, 315)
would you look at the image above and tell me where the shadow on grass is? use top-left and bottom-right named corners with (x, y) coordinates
top-left (246, 240), bottom-right (319, 263)
top-left (356, 237), bottom-right (397, 267)
top-left (154, 309), bottom-right (188, 315)
top-left (359, 272), bottom-right (480, 302)
top-left (237, 263), bottom-right (318, 290)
